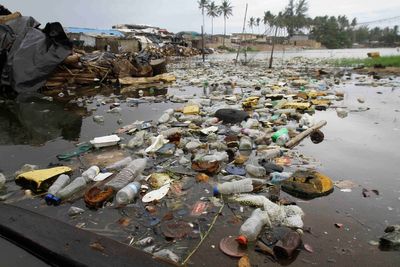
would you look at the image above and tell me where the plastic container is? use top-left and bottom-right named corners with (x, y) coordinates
top-left (55, 177), bottom-right (87, 203)
top-left (90, 135), bottom-right (120, 148)
top-left (270, 172), bottom-right (292, 184)
top-left (213, 178), bottom-right (253, 195)
top-left (245, 164), bottom-right (267, 177)
top-left (105, 158), bottom-right (147, 191)
top-left (115, 181), bottom-right (141, 205)
top-left (82, 166), bottom-right (100, 182)
top-left (239, 136), bottom-right (252, 151)
top-left (105, 157), bottom-right (133, 171)
top-left (236, 208), bottom-right (270, 245)
top-left (258, 148), bottom-right (284, 161)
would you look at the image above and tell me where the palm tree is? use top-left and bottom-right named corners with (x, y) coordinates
top-left (207, 1), bottom-right (221, 36)
top-left (256, 17), bottom-right (261, 34)
top-left (219, 0), bottom-right (233, 46)
top-left (263, 11), bottom-right (275, 34)
top-left (248, 17), bottom-right (255, 34)
top-left (198, 0), bottom-right (209, 34)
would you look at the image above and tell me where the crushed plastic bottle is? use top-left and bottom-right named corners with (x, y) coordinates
top-left (245, 164), bottom-right (267, 177)
top-left (258, 148), bottom-right (284, 161)
top-left (105, 156), bottom-right (133, 171)
top-left (272, 128), bottom-right (290, 146)
top-left (115, 181), bottom-right (141, 205)
top-left (214, 178), bottom-right (253, 195)
top-left (105, 158), bottom-right (147, 190)
top-left (239, 136), bottom-right (252, 151)
top-left (237, 208), bottom-right (270, 245)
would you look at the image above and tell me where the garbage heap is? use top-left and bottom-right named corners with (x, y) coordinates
top-left (10, 58), bottom-right (343, 265)
top-left (44, 50), bottom-right (174, 91)
top-left (143, 44), bottom-right (205, 58)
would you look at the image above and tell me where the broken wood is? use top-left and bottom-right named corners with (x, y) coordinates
top-left (285, 120), bottom-right (327, 149)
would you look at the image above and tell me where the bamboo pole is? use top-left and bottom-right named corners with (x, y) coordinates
top-left (284, 120), bottom-right (327, 149)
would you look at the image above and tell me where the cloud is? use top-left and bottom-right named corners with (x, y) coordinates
top-left (2, 0), bottom-right (399, 34)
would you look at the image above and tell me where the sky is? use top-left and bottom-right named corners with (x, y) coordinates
top-left (3, 0), bottom-right (400, 34)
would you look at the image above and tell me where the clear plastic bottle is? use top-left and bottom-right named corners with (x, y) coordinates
top-left (47, 174), bottom-right (70, 195)
top-left (258, 148), bottom-right (283, 161)
top-left (82, 166), bottom-right (100, 181)
top-left (45, 174), bottom-right (71, 205)
top-left (105, 157), bottom-right (132, 171)
top-left (115, 181), bottom-right (141, 205)
top-left (245, 164), bottom-right (267, 177)
top-left (105, 158), bottom-right (147, 190)
top-left (158, 113), bottom-right (170, 124)
top-left (213, 178), bottom-right (253, 195)
top-left (236, 208), bottom-right (270, 245)
top-left (270, 172), bottom-right (292, 184)
top-left (55, 177), bottom-right (87, 202)
top-left (239, 136), bottom-right (252, 151)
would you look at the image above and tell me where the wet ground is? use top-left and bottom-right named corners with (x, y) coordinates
top-left (1, 55), bottom-right (400, 266)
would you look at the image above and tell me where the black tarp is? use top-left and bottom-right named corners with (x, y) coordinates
top-left (0, 15), bottom-right (72, 93)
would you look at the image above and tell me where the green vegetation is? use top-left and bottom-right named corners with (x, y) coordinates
top-left (333, 55), bottom-right (400, 67)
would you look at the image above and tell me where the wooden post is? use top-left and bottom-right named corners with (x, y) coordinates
top-left (201, 26), bottom-right (205, 62)
top-left (285, 120), bottom-right (327, 149)
top-left (235, 3), bottom-right (248, 65)
top-left (269, 26), bottom-right (278, 69)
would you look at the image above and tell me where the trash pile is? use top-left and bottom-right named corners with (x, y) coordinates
top-left (143, 44), bottom-right (206, 58)
top-left (44, 50), bottom-right (174, 91)
top-left (3, 57), bottom-right (347, 265)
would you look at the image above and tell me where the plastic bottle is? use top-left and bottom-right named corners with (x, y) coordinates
top-left (213, 178), bottom-right (253, 195)
top-left (105, 158), bottom-right (147, 191)
top-left (239, 136), bottom-right (252, 151)
top-left (270, 172), bottom-right (292, 184)
top-left (45, 174), bottom-right (71, 205)
top-left (82, 166), bottom-right (100, 181)
top-left (236, 208), bottom-right (270, 245)
top-left (245, 164), bottom-right (267, 177)
top-left (54, 177), bottom-right (88, 204)
top-left (258, 148), bottom-right (284, 161)
top-left (272, 128), bottom-right (289, 146)
top-left (105, 157), bottom-right (133, 171)
top-left (115, 181), bottom-right (141, 205)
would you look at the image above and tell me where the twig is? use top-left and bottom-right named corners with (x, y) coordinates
top-left (182, 203), bottom-right (225, 265)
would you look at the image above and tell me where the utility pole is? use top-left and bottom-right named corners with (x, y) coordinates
top-left (201, 25), bottom-right (205, 62)
top-left (235, 3), bottom-right (248, 65)
top-left (269, 26), bottom-right (278, 69)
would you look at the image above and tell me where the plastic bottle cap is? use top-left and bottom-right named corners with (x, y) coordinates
top-left (44, 194), bottom-right (54, 205)
top-left (235, 235), bottom-right (248, 245)
top-left (213, 186), bottom-right (219, 196)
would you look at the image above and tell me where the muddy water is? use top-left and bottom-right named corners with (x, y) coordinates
top-left (1, 77), bottom-right (400, 266)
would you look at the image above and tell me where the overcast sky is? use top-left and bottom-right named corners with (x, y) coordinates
top-left (3, 0), bottom-right (400, 34)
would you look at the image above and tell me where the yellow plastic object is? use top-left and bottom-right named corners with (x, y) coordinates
top-left (15, 166), bottom-right (72, 192)
top-left (242, 96), bottom-right (260, 109)
top-left (307, 90), bottom-right (327, 99)
top-left (311, 99), bottom-right (331, 106)
top-left (281, 170), bottom-right (334, 199)
top-left (282, 102), bottom-right (310, 110)
top-left (183, 105), bottom-right (200, 115)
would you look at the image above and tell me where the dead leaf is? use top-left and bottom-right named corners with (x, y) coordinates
top-left (90, 242), bottom-right (105, 252)
top-left (238, 255), bottom-right (251, 267)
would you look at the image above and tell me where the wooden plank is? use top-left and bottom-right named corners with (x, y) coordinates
top-left (0, 203), bottom-right (174, 267)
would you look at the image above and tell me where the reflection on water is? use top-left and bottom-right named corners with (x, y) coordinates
top-left (0, 94), bottom-right (85, 145)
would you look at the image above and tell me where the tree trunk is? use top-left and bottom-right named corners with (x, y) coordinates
top-left (211, 17), bottom-right (214, 37)
top-left (223, 17), bottom-right (226, 47)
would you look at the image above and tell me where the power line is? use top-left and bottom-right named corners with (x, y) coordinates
top-left (357, 15), bottom-right (400, 26)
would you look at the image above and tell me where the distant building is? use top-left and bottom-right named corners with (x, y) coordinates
top-left (65, 27), bottom-right (140, 53)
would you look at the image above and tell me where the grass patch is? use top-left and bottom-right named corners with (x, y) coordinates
top-left (333, 55), bottom-right (400, 68)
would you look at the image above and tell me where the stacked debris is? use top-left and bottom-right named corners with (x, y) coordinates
top-left (144, 44), bottom-right (206, 58)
